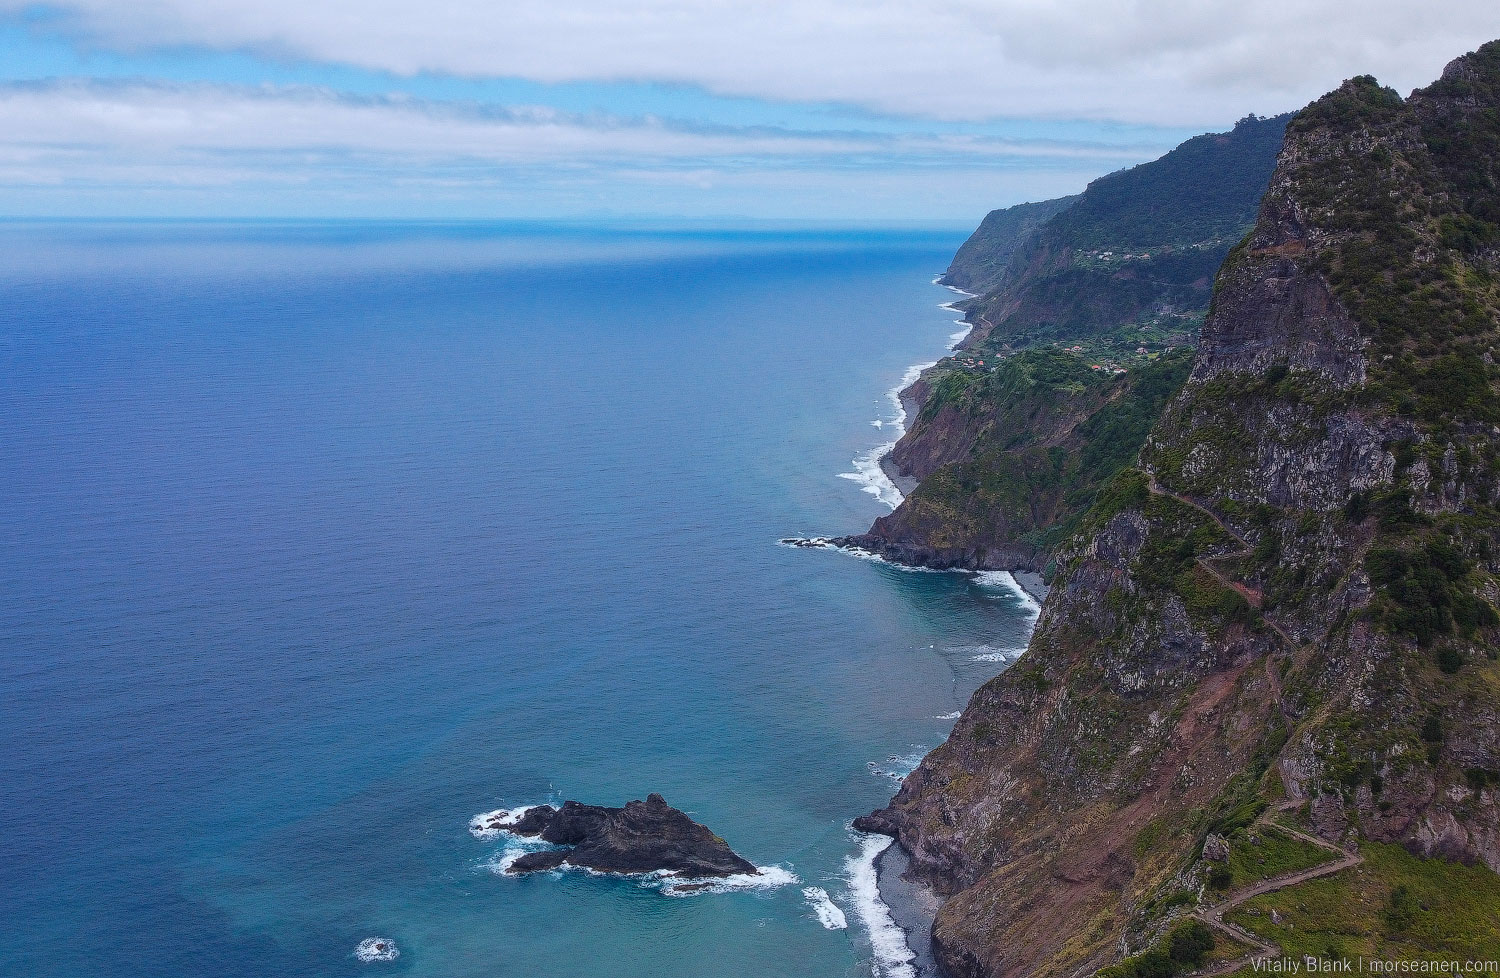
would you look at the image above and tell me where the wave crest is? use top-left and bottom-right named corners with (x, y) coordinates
top-left (803, 886), bottom-right (849, 929)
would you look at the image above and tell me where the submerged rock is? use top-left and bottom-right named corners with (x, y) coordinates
top-left (354, 938), bottom-right (399, 963)
top-left (503, 794), bottom-right (757, 879)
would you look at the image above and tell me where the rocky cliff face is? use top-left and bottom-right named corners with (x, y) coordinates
top-left (960, 114), bottom-right (1289, 354)
top-left (942, 197), bottom-right (1078, 296)
top-left (862, 43), bottom-right (1500, 978)
top-left (840, 347), bottom-right (1191, 572)
top-left (852, 116), bottom-right (1289, 575)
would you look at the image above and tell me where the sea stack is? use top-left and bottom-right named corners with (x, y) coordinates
top-left (502, 794), bottom-right (758, 879)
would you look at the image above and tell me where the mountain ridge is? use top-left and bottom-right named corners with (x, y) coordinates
top-left (861, 41), bottom-right (1500, 978)
top-left (844, 115), bottom-right (1290, 575)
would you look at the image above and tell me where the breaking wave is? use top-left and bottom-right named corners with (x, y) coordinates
top-left (972, 570), bottom-right (1042, 618)
top-left (469, 804), bottom-right (554, 840)
top-left (658, 864), bottom-right (799, 897)
top-left (804, 886), bottom-right (849, 929)
top-left (846, 834), bottom-right (917, 978)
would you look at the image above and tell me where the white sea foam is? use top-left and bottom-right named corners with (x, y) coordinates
top-left (819, 278), bottom-right (982, 544)
top-left (972, 570), bottom-right (1043, 617)
top-left (354, 938), bottom-right (399, 963)
top-left (804, 886), bottom-right (849, 929)
top-left (840, 358), bottom-right (937, 510)
top-left (953, 643), bottom-right (1027, 664)
top-left (846, 835), bottom-right (918, 978)
top-left (468, 804), bottom-right (553, 839)
top-left (839, 446), bottom-right (904, 510)
top-left (867, 748), bottom-right (929, 782)
top-left (834, 279), bottom-right (981, 513)
top-left (481, 842), bottom-right (555, 875)
top-left (885, 750), bottom-right (928, 777)
top-left (931, 275), bottom-right (978, 297)
top-left (481, 835), bottom-right (798, 896)
top-left (935, 711), bottom-right (962, 720)
top-left (937, 280), bottom-right (977, 350)
top-left (776, 537), bottom-right (944, 573)
top-left (659, 864), bottom-right (800, 897)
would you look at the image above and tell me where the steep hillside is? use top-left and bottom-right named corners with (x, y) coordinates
top-left (941, 196), bottom-right (1078, 296)
top-left (837, 347), bottom-right (1191, 572)
top-left (860, 43), bottom-right (1500, 978)
top-left (850, 116), bottom-right (1288, 573)
top-left (961, 113), bottom-right (1290, 357)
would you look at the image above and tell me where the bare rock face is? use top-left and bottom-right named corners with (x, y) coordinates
top-left (1202, 833), bottom-right (1231, 862)
top-left (861, 42), bottom-right (1500, 978)
top-left (503, 794), bottom-right (757, 879)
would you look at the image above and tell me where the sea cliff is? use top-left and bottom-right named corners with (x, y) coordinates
top-left (864, 41), bottom-right (1500, 978)
top-left (844, 115), bottom-right (1289, 574)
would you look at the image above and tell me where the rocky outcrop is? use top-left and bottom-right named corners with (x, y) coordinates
top-left (502, 794), bottom-right (758, 878)
top-left (863, 42), bottom-right (1500, 978)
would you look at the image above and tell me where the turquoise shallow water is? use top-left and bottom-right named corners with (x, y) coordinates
top-left (0, 222), bottom-right (1036, 978)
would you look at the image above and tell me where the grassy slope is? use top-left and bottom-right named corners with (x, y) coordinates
top-left (1220, 826), bottom-right (1335, 891)
top-left (1228, 844), bottom-right (1500, 963)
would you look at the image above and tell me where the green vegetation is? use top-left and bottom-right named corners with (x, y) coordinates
top-left (895, 348), bottom-right (1192, 566)
top-left (919, 345), bottom-right (1106, 419)
top-left (1116, 490), bottom-right (1262, 636)
top-left (1283, 72), bottom-right (1500, 425)
top-left (963, 113), bottom-right (1290, 356)
top-left (943, 195), bottom-right (1079, 295)
top-left (1366, 539), bottom-right (1493, 646)
top-left (1227, 844), bottom-right (1500, 962)
top-left (1097, 921), bottom-right (1217, 978)
top-left (1087, 468), bottom-right (1151, 529)
top-left (1046, 115), bottom-right (1291, 251)
top-left (1208, 797), bottom-right (1269, 838)
top-left (1220, 826), bottom-right (1335, 890)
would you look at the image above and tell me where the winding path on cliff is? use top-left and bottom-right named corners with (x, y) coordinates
top-left (1143, 474), bottom-right (1300, 654)
top-left (1144, 475), bottom-right (1250, 550)
top-left (1193, 802), bottom-right (1364, 977)
top-left (1136, 476), bottom-right (1371, 972)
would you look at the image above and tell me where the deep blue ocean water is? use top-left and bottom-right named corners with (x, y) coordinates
top-left (0, 222), bottom-right (1037, 978)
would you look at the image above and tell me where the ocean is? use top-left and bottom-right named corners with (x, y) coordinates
top-left (0, 221), bottom-right (1038, 978)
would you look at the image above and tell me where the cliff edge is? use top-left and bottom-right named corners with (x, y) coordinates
top-left (863, 42), bottom-right (1500, 978)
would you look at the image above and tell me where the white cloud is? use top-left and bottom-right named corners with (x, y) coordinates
top-left (0, 81), bottom-right (1132, 216)
top-left (10, 0), bottom-right (1500, 123)
top-left (0, 80), bottom-right (1158, 167)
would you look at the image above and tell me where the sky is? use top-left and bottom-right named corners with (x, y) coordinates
top-left (1, 1), bottom-right (1498, 221)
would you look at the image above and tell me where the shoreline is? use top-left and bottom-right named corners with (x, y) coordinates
top-left (827, 274), bottom-right (1036, 976)
top-left (846, 276), bottom-right (976, 510)
top-left (873, 841), bottom-right (942, 978)
top-left (777, 538), bottom-right (1048, 603)
top-left (786, 274), bottom-right (1050, 601)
